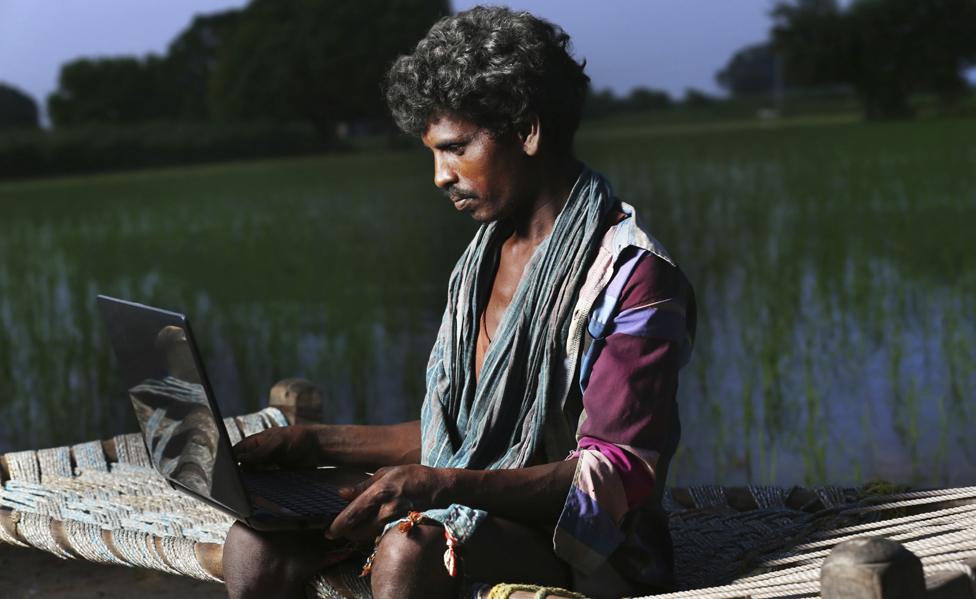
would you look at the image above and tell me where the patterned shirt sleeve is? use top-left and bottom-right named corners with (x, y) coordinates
top-left (554, 247), bottom-right (695, 574)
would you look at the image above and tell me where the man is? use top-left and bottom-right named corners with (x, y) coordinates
top-left (223, 6), bottom-right (695, 599)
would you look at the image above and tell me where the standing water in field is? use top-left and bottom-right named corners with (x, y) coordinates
top-left (0, 119), bottom-right (973, 487)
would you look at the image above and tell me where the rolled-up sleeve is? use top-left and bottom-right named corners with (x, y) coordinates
top-left (553, 250), bottom-right (695, 574)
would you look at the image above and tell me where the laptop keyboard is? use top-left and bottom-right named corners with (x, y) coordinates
top-left (242, 470), bottom-right (350, 516)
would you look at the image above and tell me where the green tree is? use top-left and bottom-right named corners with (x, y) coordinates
top-left (716, 42), bottom-right (783, 97)
top-left (47, 11), bottom-right (240, 127)
top-left (47, 57), bottom-right (174, 126)
top-left (209, 0), bottom-right (449, 141)
top-left (582, 87), bottom-right (672, 120)
top-left (625, 87), bottom-right (673, 111)
top-left (582, 88), bottom-right (620, 120)
top-left (683, 88), bottom-right (719, 108)
top-left (0, 83), bottom-right (39, 129)
top-left (772, 0), bottom-right (976, 119)
top-left (163, 9), bottom-right (241, 120)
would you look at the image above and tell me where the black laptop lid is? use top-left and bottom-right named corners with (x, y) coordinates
top-left (97, 295), bottom-right (252, 517)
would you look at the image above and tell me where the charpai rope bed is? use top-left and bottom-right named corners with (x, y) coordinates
top-left (1, 400), bottom-right (974, 598)
top-left (0, 408), bottom-right (288, 582)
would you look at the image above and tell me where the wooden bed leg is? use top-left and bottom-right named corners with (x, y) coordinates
top-left (925, 569), bottom-right (976, 599)
top-left (822, 537), bottom-right (974, 599)
top-left (268, 378), bottom-right (324, 425)
top-left (821, 537), bottom-right (924, 599)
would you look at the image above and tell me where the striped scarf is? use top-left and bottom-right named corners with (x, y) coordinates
top-left (420, 167), bottom-right (615, 471)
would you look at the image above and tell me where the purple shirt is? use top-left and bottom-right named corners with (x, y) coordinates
top-left (554, 245), bottom-right (696, 592)
top-left (580, 247), bottom-right (694, 494)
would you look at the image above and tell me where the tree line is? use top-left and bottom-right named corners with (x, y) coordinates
top-left (5, 0), bottom-right (976, 131)
top-left (717, 0), bottom-right (976, 119)
top-left (7, 0), bottom-right (449, 140)
top-left (1, 0), bottom-right (974, 177)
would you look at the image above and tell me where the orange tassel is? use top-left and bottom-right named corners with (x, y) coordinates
top-left (442, 528), bottom-right (460, 577)
top-left (362, 514), bottom-right (460, 578)
top-left (359, 551), bottom-right (375, 577)
top-left (397, 510), bottom-right (425, 533)
top-left (362, 512), bottom-right (425, 577)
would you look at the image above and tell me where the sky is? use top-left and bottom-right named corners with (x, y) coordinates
top-left (0, 0), bottom-right (777, 123)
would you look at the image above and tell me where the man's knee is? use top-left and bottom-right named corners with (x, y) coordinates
top-left (222, 522), bottom-right (319, 599)
top-left (372, 523), bottom-right (445, 577)
top-left (371, 524), bottom-right (457, 599)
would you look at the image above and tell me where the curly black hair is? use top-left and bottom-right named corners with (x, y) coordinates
top-left (384, 5), bottom-right (590, 153)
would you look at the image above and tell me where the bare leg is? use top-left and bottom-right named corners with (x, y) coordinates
top-left (222, 522), bottom-right (347, 599)
top-left (370, 517), bottom-right (571, 599)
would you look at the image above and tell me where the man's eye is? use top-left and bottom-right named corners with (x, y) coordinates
top-left (447, 144), bottom-right (465, 155)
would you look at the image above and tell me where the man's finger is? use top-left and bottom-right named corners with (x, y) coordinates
top-left (337, 469), bottom-right (384, 500)
top-left (326, 493), bottom-right (377, 540)
top-left (233, 428), bottom-right (275, 452)
top-left (232, 436), bottom-right (258, 456)
top-left (234, 433), bottom-right (276, 467)
top-left (339, 500), bottom-right (410, 543)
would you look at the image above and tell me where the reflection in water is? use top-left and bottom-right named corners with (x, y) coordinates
top-left (128, 325), bottom-right (217, 497)
top-left (674, 261), bottom-right (976, 487)
top-left (2, 244), bottom-right (972, 488)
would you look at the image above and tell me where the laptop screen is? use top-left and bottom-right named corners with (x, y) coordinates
top-left (98, 296), bottom-right (251, 516)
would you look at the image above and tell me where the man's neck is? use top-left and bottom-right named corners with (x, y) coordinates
top-left (508, 157), bottom-right (583, 246)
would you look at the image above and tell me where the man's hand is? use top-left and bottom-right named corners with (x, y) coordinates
top-left (326, 464), bottom-right (448, 542)
top-left (233, 426), bottom-right (322, 470)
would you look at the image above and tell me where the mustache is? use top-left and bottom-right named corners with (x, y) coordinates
top-left (444, 187), bottom-right (479, 202)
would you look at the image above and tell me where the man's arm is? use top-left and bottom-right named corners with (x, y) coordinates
top-left (445, 460), bottom-right (578, 522)
top-left (311, 420), bottom-right (422, 468)
top-left (234, 420), bottom-right (421, 471)
top-left (326, 459), bottom-right (577, 541)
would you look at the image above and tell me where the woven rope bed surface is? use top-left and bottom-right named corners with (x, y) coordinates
top-left (0, 408), bottom-right (287, 581)
top-left (2, 412), bottom-right (974, 599)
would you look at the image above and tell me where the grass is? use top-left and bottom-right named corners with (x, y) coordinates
top-left (1, 114), bottom-right (973, 486)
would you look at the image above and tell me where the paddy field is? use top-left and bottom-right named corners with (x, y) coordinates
top-left (1, 114), bottom-right (973, 487)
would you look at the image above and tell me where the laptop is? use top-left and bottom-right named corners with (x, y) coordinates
top-left (97, 294), bottom-right (366, 531)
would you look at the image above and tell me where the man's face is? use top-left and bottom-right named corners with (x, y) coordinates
top-left (421, 112), bottom-right (534, 222)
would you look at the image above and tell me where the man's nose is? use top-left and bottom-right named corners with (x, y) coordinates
top-left (433, 154), bottom-right (457, 189)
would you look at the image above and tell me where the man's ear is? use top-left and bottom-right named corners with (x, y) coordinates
top-left (519, 115), bottom-right (541, 156)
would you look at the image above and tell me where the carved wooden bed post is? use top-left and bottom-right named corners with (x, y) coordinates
top-left (268, 378), bottom-right (324, 425)
top-left (822, 537), bottom-right (975, 599)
